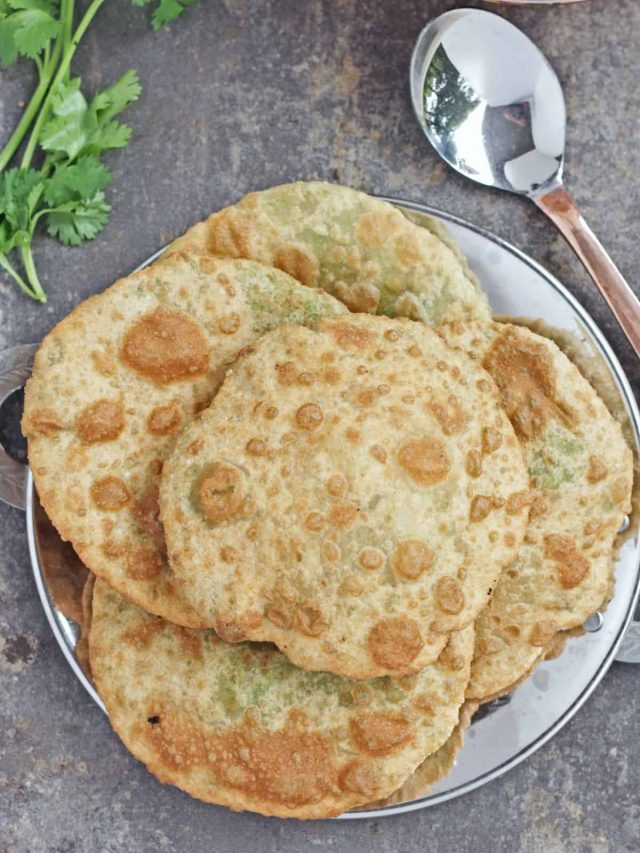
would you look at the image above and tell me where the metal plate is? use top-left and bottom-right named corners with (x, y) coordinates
top-left (14, 201), bottom-right (640, 818)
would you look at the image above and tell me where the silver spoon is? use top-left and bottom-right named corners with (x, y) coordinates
top-left (410, 8), bottom-right (640, 357)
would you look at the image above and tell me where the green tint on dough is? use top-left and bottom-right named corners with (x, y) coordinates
top-left (439, 321), bottom-right (633, 702)
top-left (160, 313), bottom-right (529, 679)
top-left (167, 181), bottom-right (490, 326)
top-left (23, 253), bottom-right (345, 626)
top-left (90, 580), bottom-right (475, 819)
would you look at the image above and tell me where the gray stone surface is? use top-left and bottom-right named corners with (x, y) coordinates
top-left (1, 0), bottom-right (639, 850)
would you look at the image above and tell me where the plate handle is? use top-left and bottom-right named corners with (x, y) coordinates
top-left (0, 344), bottom-right (37, 511)
top-left (615, 621), bottom-right (640, 664)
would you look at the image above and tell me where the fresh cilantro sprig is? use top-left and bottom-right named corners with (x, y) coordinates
top-left (132, 0), bottom-right (198, 31)
top-left (0, 0), bottom-right (200, 302)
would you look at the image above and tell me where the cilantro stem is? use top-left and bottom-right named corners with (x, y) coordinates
top-left (0, 252), bottom-right (43, 302)
top-left (19, 244), bottom-right (47, 303)
top-left (0, 36), bottom-right (63, 175)
top-left (21, 0), bottom-right (108, 170)
top-left (62, 0), bottom-right (75, 83)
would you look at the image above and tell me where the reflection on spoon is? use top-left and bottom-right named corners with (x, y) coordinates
top-left (410, 9), bottom-right (640, 358)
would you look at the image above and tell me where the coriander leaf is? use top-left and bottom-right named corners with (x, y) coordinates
top-left (50, 77), bottom-right (87, 120)
top-left (40, 72), bottom-right (141, 159)
top-left (0, 16), bottom-right (19, 66)
top-left (132, 0), bottom-right (198, 30)
top-left (152, 0), bottom-right (198, 30)
top-left (45, 191), bottom-right (110, 246)
top-left (7, 0), bottom-right (61, 59)
top-left (88, 120), bottom-right (131, 151)
top-left (0, 219), bottom-right (12, 252)
top-left (40, 78), bottom-right (89, 159)
top-left (39, 113), bottom-right (85, 158)
top-left (44, 155), bottom-right (112, 206)
top-left (0, 167), bottom-right (44, 229)
top-left (6, 0), bottom-right (59, 11)
top-left (90, 68), bottom-right (142, 124)
top-left (26, 179), bottom-right (42, 212)
top-left (0, 218), bottom-right (21, 253)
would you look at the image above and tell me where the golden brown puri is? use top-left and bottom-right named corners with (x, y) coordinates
top-left (439, 322), bottom-right (634, 703)
top-left (372, 629), bottom-right (574, 804)
top-left (472, 627), bottom-right (587, 706)
top-left (166, 181), bottom-right (490, 326)
top-left (160, 313), bottom-right (529, 678)
top-left (89, 580), bottom-right (475, 819)
top-left (23, 253), bottom-right (345, 626)
top-left (365, 701), bottom-right (478, 809)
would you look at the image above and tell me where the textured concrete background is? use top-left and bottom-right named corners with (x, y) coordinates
top-left (1, 1), bottom-right (639, 850)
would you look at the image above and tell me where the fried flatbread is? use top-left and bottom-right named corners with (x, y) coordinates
top-left (439, 322), bottom-right (633, 702)
top-left (365, 700), bottom-right (478, 809)
top-left (160, 313), bottom-right (529, 678)
top-left (167, 181), bottom-right (490, 325)
top-left (23, 253), bottom-right (345, 626)
top-left (90, 579), bottom-right (474, 819)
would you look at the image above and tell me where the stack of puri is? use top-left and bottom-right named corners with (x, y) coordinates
top-left (22, 183), bottom-right (633, 818)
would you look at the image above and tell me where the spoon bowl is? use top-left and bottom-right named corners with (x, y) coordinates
top-left (410, 9), bottom-right (640, 358)
top-left (410, 10), bottom-right (565, 197)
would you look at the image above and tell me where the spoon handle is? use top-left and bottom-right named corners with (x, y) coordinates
top-left (534, 185), bottom-right (640, 359)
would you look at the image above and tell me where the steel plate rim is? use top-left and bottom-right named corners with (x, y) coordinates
top-left (26, 469), bottom-right (105, 710)
top-left (21, 200), bottom-right (640, 819)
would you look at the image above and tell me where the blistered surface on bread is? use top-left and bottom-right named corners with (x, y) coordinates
top-left (439, 322), bottom-right (634, 702)
top-left (89, 580), bottom-right (474, 819)
top-left (167, 181), bottom-right (490, 326)
top-left (23, 253), bottom-right (345, 625)
top-left (160, 314), bottom-right (529, 677)
top-left (366, 700), bottom-right (478, 809)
